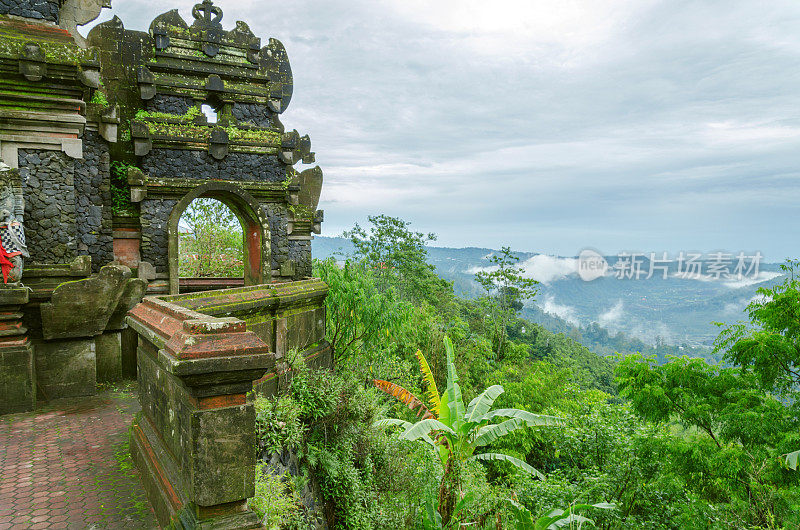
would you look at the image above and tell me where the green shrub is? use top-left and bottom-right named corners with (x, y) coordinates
top-left (249, 463), bottom-right (304, 529)
top-left (255, 396), bottom-right (304, 454)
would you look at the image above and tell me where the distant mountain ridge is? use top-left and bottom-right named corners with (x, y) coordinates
top-left (312, 236), bottom-right (784, 350)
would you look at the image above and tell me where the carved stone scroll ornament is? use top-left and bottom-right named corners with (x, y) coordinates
top-left (59, 0), bottom-right (113, 47)
top-left (0, 164), bottom-right (29, 285)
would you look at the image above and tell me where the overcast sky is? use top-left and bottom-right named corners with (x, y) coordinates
top-left (86, 1), bottom-right (800, 261)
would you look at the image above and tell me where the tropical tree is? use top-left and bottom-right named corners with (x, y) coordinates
top-left (474, 247), bottom-right (539, 355)
top-left (344, 214), bottom-right (449, 304)
top-left (375, 336), bottom-right (562, 525)
top-left (714, 259), bottom-right (800, 396)
top-left (314, 258), bottom-right (407, 366)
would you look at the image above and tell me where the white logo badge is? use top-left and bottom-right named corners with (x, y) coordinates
top-left (577, 249), bottom-right (608, 282)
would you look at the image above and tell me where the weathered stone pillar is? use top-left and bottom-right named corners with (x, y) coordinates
top-left (0, 286), bottom-right (34, 414)
top-left (127, 296), bottom-right (273, 529)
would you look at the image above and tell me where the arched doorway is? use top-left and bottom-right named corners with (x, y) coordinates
top-left (167, 182), bottom-right (270, 294)
top-left (178, 197), bottom-right (244, 286)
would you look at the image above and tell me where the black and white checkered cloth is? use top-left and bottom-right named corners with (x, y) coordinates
top-left (0, 222), bottom-right (26, 255)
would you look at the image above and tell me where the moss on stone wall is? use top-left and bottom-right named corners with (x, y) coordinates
top-left (0, 20), bottom-right (95, 66)
top-left (110, 161), bottom-right (137, 216)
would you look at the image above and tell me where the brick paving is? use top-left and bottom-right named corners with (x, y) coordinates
top-left (0, 382), bottom-right (157, 529)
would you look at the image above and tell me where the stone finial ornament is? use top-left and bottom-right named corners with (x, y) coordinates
top-left (192, 0), bottom-right (223, 30)
top-left (59, 0), bottom-right (112, 47)
top-left (192, 0), bottom-right (223, 56)
top-left (0, 163), bottom-right (29, 284)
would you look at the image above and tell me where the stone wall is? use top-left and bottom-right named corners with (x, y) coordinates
top-left (289, 239), bottom-right (313, 278)
top-left (139, 198), bottom-right (177, 273)
top-left (18, 150), bottom-right (77, 264)
top-left (140, 149), bottom-right (285, 183)
top-left (262, 202), bottom-right (289, 272)
top-left (144, 94), bottom-right (191, 115)
top-left (17, 137), bottom-right (114, 270)
top-left (137, 194), bottom-right (309, 278)
top-left (0, 0), bottom-right (58, 22)
top-left (127, 294), bottom-right (272, 527)
top-left (232, 103), bottom-right (275, 128)
top-left (75, 132), bottom-right (114, 272)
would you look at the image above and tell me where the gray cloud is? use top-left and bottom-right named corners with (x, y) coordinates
top-left (87, 0), bottom-right (799, 260)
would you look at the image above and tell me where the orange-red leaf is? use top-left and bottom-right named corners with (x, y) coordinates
top-left (373, 379), bottom-right (433, 419)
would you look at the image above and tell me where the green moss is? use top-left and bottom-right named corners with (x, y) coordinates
top-left (224, 126), bottom-right (280, 144)
top-left (135, 104), bottom-right (199, 123)
top-left (165, 24), bottom-right (193, 37)
top-left (0, 31), bottom-right (94, 66)
top-left (144, 121), bottom-right (209, 138)
top-left (282, 169), bottom-right (295, 190)
top-left (289, 204), bottom-right (315, 221)
top-left (90, 90), bottom-right (108, 106)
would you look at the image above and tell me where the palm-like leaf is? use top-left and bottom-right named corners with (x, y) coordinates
top-left (537, 511), bottom-right (594, 529)
top-left (484, 408), bottom-right (563, 427)
top-left (444, 336), bottom-right (459, 385)
top-left (534, 503), bottom-right (616, 530)
top-left (473, 418), bottom-right (529, 447)
top-left (374, 418), bottom-right (437, 447)
top-left (373, 379), bottom-right (433, 419)
top-left (447, 381), bottom-right (466, 433)
top-left (373, 418), bottom-right (413, 430)
top-left (784, 449), bottom-right (800, 470)
top-left (400, 418), bottom-right (456, 443)
top-left (469, 452), bottom-right (544, 480)
top-left (439, 386), bottom-right (451, 428)
top-left (415, 349), bottom-right (441, 416)
top-left (466, 384), bottom-right (504, 423)
top-left (442, 336), bottom-right (466, 432)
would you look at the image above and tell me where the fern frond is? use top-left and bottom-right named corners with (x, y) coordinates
top-left (415, 350), bottom-right (441, 416)
top-left (373, 379), bottom-right (433, 419)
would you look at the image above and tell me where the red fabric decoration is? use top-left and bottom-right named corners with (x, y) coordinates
top-left (0, 240), bottom-right (13, 284)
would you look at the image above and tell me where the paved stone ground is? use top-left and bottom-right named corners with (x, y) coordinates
top-left (0, 381), bottom-right (158, 529)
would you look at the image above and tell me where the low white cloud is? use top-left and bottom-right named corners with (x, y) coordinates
top-left (723, 300), bottom-right (747, 315)
top-left (723, 271), bottom-right (783, 289)
top-left (598, 300), bottom-right (624, 326)
top-left (539, 295), bottom-right (580, 325)
top-left (519, 255), bottom-right (579, 284)
top-left (626, 320), bottom-right (674, 345)
top-left (468, 254), bottom-right (578, 284)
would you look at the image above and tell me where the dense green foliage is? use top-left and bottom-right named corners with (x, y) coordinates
top-left (109, 161), bottom-right (136, 215)
top-left (245, 215), bottom-right (800, 529)
top-left (178, 198), bottom-right (244, 277)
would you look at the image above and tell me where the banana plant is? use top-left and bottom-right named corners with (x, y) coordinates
top-left (508, 500), bottom-right (616, 530)
top-left (375, 336), bottom-right (563, 524)
top-left (783, 448), bottom-right (800, 470)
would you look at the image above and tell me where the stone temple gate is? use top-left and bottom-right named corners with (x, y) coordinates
top-left (0, 0), bottom-right (330, 527)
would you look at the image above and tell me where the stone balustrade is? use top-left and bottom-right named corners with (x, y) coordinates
top-left (126, 279), bottom-right (329, 528)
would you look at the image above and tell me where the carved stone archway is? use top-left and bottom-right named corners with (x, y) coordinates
top-left (167, 181), bottom-right (271, 294)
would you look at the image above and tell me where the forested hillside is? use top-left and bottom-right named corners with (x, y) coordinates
top-left (246, 215), bottom-right (800, 529)
top-left (313, 235), bottom-right (777, 363)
